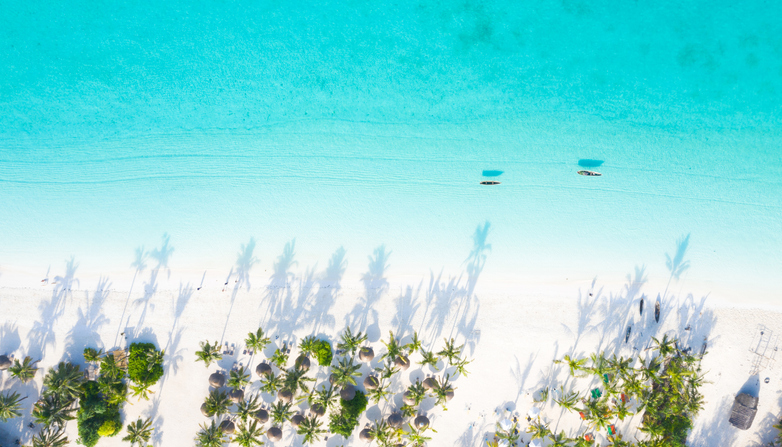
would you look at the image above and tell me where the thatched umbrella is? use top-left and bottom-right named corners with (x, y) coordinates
top-left (730, 393), bottom-right (759, 430)
top-left (0, 355), bottom-right (11, 371)
top-left (219, 419), bottom-right (236, 434)
top-left (295, 355), bottom-right (310, 372)
top-left (359, 428), bottom-right (374, 441)
top-left (277, 389), bottom-right (293, 403)
top-left (310, 402), bottom-right (326, 417)
top-left (267, 426), bottom-right (283, 441)
top-left (403, 391), bottom-right (416, 406)
top-left (329, 373), bottom-right (338, 384)
top-left (340, 384), bottom-right (356, 401)
top-left (363, 376), bottom-right (379, 390)
top-left (200, 403), bottom-right (213, 417)
top-left (394, 355), bottom-right (410, 371)
top-left (209, 372), bottom-right (225, 388)
top-left (230, 388), bottom-right (244, 403)
top-left (254, 408), bottom-right (269, 423)
top-left (387, 412), bottom-right (404, 429)
top-left (359, 347), bottom-right (374, 362)
top-left (291, 414), bottom-right (305, 428)
top-left (414, 415), bottom-right (429, 429)
top-left (445, 390), bottom-right (454, 401)
top-left (256, 363), bottom-right (272, 377)
top-left (422, 377), bottom-right (437, 390)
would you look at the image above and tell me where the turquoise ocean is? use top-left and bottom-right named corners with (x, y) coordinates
top-left (1, 0), bottom-right (781, 304)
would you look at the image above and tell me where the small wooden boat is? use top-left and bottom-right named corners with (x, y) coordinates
top-left (625, 326), bottom-right (632, 343)
top-left (654, 298), bottom-right (661, 323)
top-left (639, 297), bottom-right (644, 316)
top-left (578, 170), bottom-right (602, 176)
top-left (480, 181), bottom-right (501, 185)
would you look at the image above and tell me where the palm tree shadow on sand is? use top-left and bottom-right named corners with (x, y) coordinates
top-left (345, 245), bottom-right (391, 336)
top-left (133, 234), bottom-right (174, 331)
top-left (28, 257), bottom-right (79, 361)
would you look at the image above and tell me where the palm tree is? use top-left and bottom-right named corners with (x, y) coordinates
top-left (83, 347), bottom-right (103, 363)
top-left (366, 378), bottom-right (392, 404)
top-left (433, 375), bottom-right (455, 409)
top-left (526, 419), bottom-right (551, 440)
top-left (195, 420), bottom-right (227, 447)
top-left (418, 349), bottom-right (439, 370)
top-left (245, 327), bottom-right (271, 354)
top-left (130, 382), bottom-right (155, 401)
top-left (145, 349), bottom-right (165, 372)
top-left (42, 362), bottom-right (83, 403)
top-left (496, 420), bottom-right (519, 444)
top-left (337, 327), bottom-right (367, 357)
top-left (404, 331), bottom-right (422, 355)
top-left (31, 426), bottom-right (69, 447)
top-left (554, 387), bottom-right (580, 413)
top-left (195, 341), bottom-right (223, 368)
top-left (123, 417), bottom-right (154, 446)
top-left (203, 389), bottom-right (231, 417)
top-left (270, 400), bottom-right (294, 425)
top-left (375, 361), bottom-right (399, 381)
top-left (406, 381), bottom-right (427, 406)
top-left (381, 331), bottom-right (403, 361)
top-left (282, 366), bottom-right (315, 397)
top-left (260, 371), bottom-right (283, 394)
top-left (297, 415), bottom-right (326, 444)
top-left (234, 420), bottom-right (264, 447)
top-left (331, 357), bottom-right (361, 387)
top-left (650, 335), bottom-right (676, 358)
top-left (548, 430), bottom-right (570, 447)
top-left (405, 425), bottom-right (433, 447)
top-left (613, 400), bottom-right (634, 421)
top-left (437, 338), bottom-right (463, 366)
top-left (0, 391), bottom-right (26, 422)
top-left (299, 335), bottom-right (318, 356)
top-left (270, 348), bottom-right (289, 368)
top-left (555, 354), bottom-right (588, 377)
top-left (453, 357), bottom-right (471, 378)
top-left (309, 383), bottom-right (339, 411)
top-left (100, 353), bottom-right (126, 381)
top-left (369, 419), bottom-right (395, 446)
top-left (228, 366), bottom-right (251, 390)
top-left (235, 394), bottom-right (261, 422)
top-left (9, 356), bottom-right (40, 383)
top-left (32, 395), bottom-right (75, 428)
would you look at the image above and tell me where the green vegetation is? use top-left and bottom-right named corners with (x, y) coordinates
top-left (195, 420), bottom-right (227, 447)
top-left (128, 342), bottom-right (164, 386)
top-left (9, 356), bottom-right (39, 383)
top-left (549, 335), bottom-right (705, 447)
top-left (313, 339), bottom-right (333, 366)
top-left (298, 415), bottom-right (327, 444)
top-left (195, 340), bottom-right (222, 367)
top-left (77, 381), bottom-right (122, 446)
top-left (83, 347), bottom-right (103, 364)
top-left (328, 391), bottom-right (368, 438)
top-left (123, 417), bottom-right (154, 446)
top-left (337, 327), bottom-right (367, 357)
top-left (0, 391), bottom-right (26, 422)
top-left (245, 327), bottom-right (271, 353)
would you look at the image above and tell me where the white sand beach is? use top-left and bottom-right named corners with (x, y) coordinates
top-left (1, 246), bottom-right (781, 446)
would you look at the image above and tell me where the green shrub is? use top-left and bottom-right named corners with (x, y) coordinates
top-left (314, 340), bottom-right (333, 366)
top-left (97, 419), bottom-right (119, 436)
top-left (328, 391), bottom-right (367, 438)
top-left (128, 342), bottom-right (164, 386)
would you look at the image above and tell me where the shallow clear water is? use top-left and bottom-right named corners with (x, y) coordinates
top-left (1, 0), bottom-right (781, 302)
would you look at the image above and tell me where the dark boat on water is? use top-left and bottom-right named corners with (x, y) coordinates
top-left (480, 181), bottom-right (501, 185)
top-left (654, 298), bottom-right (661, 323)
top-left (578, 170), bottom-right (602, 176)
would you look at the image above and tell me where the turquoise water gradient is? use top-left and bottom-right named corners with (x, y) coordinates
top-left (1, 1), bottom-right (781, 302)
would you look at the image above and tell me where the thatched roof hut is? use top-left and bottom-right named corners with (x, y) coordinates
top-left (230, 388), bottom-right (244, 403)
top-left (363, 376), bottom-right (379, 390)
top-left (291, 414), bottom-right (305, 428)
top-left (267, 426), bottom-right (283, 441)
top-left (219, 419), bottom-right (236, 434)
top-left (359, 347), bottom-right (374, 362)
top-left (445, 390), bottom-right (454, 401)
top-left (277, 389), bottom-right (293, 403)
top-left (200, 403), bottom-right (213, 417)
top-left (0, 355), bottom-right (11, 370)
top-left (310, 402), bottom-right (326, 417)
top-left (254, 408), bottom-right (269, 423)
top-left (359, 428), bottom-right (374, 441)
top-left (329, 373), bottom-right (338, 384)
top-left (729, 393), bottom-right (759, 430)
top-left (209, 372), bottom-right (225, 388)
top-left (403, 391), bottom-right (416, 406)
top-left (394, 355), bottom-right (410, 371)
top-left (256, 362), bottom-right (272, 377)
top-left (422, 377), bottom-right (437, 390)
top-left (340, 384), bottom-right (356, 401)
top-left (414, 415), bottom-right (430, 429)
top-left (295, 355), bottom-right (310, 372)
top-left (387, 412), bottom-right (404, 428)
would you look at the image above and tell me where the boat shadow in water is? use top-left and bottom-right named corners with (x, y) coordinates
top-left (578, 159), bottom-right (604, 168)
